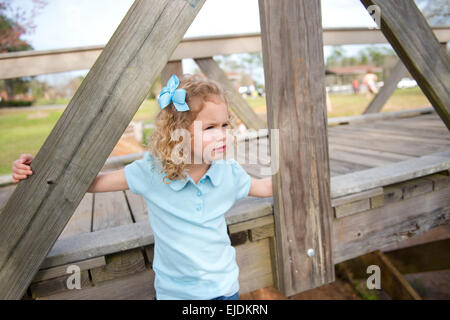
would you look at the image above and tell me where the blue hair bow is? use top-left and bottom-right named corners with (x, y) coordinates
top-left (158, 74), bottom-right (189, 112)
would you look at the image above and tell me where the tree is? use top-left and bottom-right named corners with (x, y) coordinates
top-left (0, 0), bottom-right (47, 100)
top-left (325, 46), bottom-right (346, 67)
top-left (0, 0), bottom-right (47, 53)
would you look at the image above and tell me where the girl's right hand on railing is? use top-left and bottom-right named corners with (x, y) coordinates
top-left (12, 154), bottom-right (34, 183)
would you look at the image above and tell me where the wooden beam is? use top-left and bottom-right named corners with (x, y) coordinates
top-left (340, 250), bottom-right (422, 300)
top-left (0, 0), bottom-right (205, 300)
top-left (363, 60), bottom-right (408, 114)
top-left (2, 27), bottom-right (449, 80)
top-left (360, 0), bottom-right (450, 129)
top-left (384, 239), bottom-right (450, 274)
top-left (194, 57), bottom-right (267, 130)
top-left (381, 224), bottom-right (450, 252)
top-left (161, 60), bottom-right (183, 85)
top-left (333, 186), bottom-right (450, 264)
top-left (259, 0), bottom-right (334, 296)
top-left (329, 107), bottom-right (433, 126)
top-left (331, 150), bottom-right (450, 198)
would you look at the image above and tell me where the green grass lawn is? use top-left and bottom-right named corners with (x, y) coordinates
top-left (0, 87), bottom-right (431, 175)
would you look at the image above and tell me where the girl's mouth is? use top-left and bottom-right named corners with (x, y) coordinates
top-left (214, 145), bottom-right (226, 153)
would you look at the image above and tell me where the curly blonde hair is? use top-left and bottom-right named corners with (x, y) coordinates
top-left (148, 74), bottom-right (238, 184)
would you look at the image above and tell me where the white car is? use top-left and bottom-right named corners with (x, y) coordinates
top-left (397, 78), bottom-right (417, 89)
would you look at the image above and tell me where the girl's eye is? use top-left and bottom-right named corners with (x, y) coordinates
top-left (206, 123), bottom-right (228, 130)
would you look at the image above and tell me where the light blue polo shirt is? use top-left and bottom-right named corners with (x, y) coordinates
top-left (124, 151), bottom-right (252, 300)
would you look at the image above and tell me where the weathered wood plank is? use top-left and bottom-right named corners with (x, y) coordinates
top-left (32, 256), bottom-right (106, 283)
top-left (30, 267), bottom-right (91, 298)
top-left (334, 198), bottom-right (371, 219)
top-left (329, 148), bottom-right (397, 167)
top-left (381, 224), bottom-right (450, 252)
top-left (331, 150), bottom-right (450, 198)
top-left (423, 173), bottom-right (450, 191)
top-left (384, 239), bottom-right (450, 274)
top-left (124, 189), bottom-right (148, 222)
top-left (259, 0), bottom-right (334, 296)
top-left (328, 107), bottom-right (434, 126)
top-left (59, 193), bottom-right (93, 239)
top-left (363, 60), bottom-right (408, 114)
top-left (0, 185), bottom-right (15, 209)
top-left (329, 144), bottom-right (413, 162)
top-left (90, 192), bottom-right (146, 284)
top-left (329, 133), bottom-right (444, 157)
top-left (0, 0), bottom-right (205, 299)
top-left (360, 0), bottom-right (450, 129)
top-left (29, 192), bottom-right (94, 298)
top-left (194, 57), bottom-right (267, 130)
top-left (331, 188), bottom-right (383, 207)
top-left (38, 269), bottom-right (156, 300)
top-left (228, 215), bottom-right (274, 234)
top-left (161, 60), bottom-right (183, 85)
top-left (329, 159), bottom-right (373, 175)
top-left (249, 224), bottom-right (275, 242)
top-left (42, 221), bottom-right (154, 269)
top-left (330, 126), bottom-right (450, 147)
top-left (235, 238), bottom-right (273, 294)
top-left (333, 186), bottom-right (450, 264)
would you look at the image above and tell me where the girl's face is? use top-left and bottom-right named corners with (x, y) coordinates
top-left (188, 95), bottom-right (232, 164)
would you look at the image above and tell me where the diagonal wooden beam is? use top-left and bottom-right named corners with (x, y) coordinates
top-left (194, 57), bottom-right (267, 130)
top-left (258, 0), bottom-right (335, 296)
top-left (363, 60), bottom-right (408, 114)
top-left (338, 250), bottom-right (422, 300)
top-left (360, 0), bottom-right (450, 129)
top-left (161, 60), bottom-right (183, 85)
top-left (0, 0), bottom-right (205, 300)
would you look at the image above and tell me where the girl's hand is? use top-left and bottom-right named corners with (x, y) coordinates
top-left (12, 154), bottom-right (34, 183)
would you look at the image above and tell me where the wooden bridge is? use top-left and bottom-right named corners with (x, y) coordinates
top-left (0, 107), bottom-right (448, 299)
top-left (0, 0), bottom-right (449, 300)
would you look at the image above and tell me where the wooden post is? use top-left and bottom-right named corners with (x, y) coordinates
top-left (360, 0), bottom-right (450, 129)
top-left (363, 60), bottom-right (408, 114)
top-left (258, 0), bottom-right (335, 296)
top-left (0, 0), bottom-right (205, 299)
top-left (194, 57), bottom-right (267, 130)
top-left (161, 60), bottom-right (183, 85)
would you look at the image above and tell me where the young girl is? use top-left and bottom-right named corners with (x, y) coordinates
top-left (12, 74), bottom-right (273, 300)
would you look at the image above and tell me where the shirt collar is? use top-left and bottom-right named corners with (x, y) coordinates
top-left (168, 160), bottom-right (224, 191)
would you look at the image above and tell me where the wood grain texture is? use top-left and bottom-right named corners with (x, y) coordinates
top-left (2, 27), bottom-right (449, 80)
top-left (90, 192), bottom-right (146, 284)
top-left (194, 57), bottom-right (267, 130)
top-left (0, 0), bottom-right (205, 299)
top-left (331, 150), bottom-right (450, 198)
top-left (333, 186), bottom-right (450, 264)
top-left (161, 60), bottom-right (183, 85)
top-left (360, 0), bottom-right (450, 129)
top-left (259, 0), bottom-right (334, 296)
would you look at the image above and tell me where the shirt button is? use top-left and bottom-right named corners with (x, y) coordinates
top-left (197, 190), bottom-right (202, 196)
top-left (196, 206), bottom-right (202, 211)
top-left (200, 179), bottom-right (205, 184)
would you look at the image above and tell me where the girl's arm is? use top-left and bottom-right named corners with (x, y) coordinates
top-left (12, 153), bottom-right (129, 193)
top-left (248, 177), bottom-right (273, 198)
top-left (87, 169), bottom-right (130, 193)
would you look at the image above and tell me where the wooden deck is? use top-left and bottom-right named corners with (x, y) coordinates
top-left (0, 110), bottom-right (449, 299)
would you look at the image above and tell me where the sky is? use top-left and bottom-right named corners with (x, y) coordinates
top-left (15, 0), bottom-right (384, 85)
